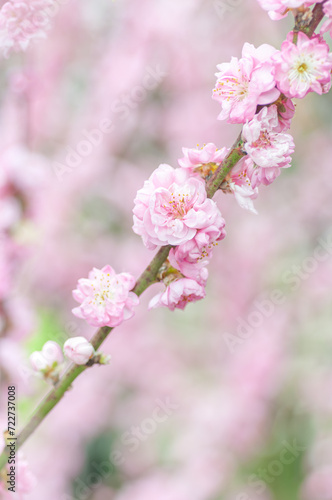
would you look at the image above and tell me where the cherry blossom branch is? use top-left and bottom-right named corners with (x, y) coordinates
top-left (0, 137), bottom-right (246, 471)
top-left (0, 247), bottom-right (178, 467)
top-left (0, 0), bottom-right (328, 474)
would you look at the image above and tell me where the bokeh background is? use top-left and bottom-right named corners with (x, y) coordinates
top-left (1, 0), bottom-right (332, 498)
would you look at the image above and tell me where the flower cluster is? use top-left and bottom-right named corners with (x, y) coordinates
top-left (69, 3), bottom-right (332, 317)
top-left (0, 0), bottom-right (55, 57)
top-left (242, 105), bottom-right (295, 183)
top-left (209, 23), bottom-right (332, 213)
top-left (129, 7), bottom-right (332, 312)
top-left (133, 161), bottom-right (226, 310)
top-left (213, 35), bottom-right (332, 125)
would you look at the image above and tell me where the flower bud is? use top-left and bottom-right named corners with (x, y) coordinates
top-left (29, 351), bottom-right (49, 372)
top-left (41, 341), bottom-right (64, 365)
top-left (63, 337), bottom-right (95, 365)
top-left (30, 341), bottom-right (63, 373)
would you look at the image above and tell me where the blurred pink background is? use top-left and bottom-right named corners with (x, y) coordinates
top-left (1, 1), bottom-right (332, 499)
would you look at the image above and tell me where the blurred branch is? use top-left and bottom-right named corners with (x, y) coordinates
top-left (0, 0), bottom-right (328, 473)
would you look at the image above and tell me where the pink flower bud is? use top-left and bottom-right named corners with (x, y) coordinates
top-left (30, 341), bottom-right (63, 372)
top-left (41, 341), bottom-right (64, 365)
top-left (29, 351), bottom-right (49, 372)
top-left (63, 337), bottom-right (95, 365)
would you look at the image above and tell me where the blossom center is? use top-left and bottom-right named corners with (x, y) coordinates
top-left (90, 273), bottom-right (116, 306)
top-left (297, 62), bottom-right (308, 73)
top-left (251, 130), bottom-right (271, 149)
top-left (215, 76), bottom-right (249, 102)
top-left (163, 192), bottom-right (191, 219)
top-left (289, 55), bottom-right (316, 84)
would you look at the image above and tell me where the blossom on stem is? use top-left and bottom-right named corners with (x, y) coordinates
top-left (178, 143), bottom-right (229, 178)
top-left (273, 32), bottom-right (332, 99)
top-left (242, 105), bottom-right (295, 176)
top-left (212, 42), bottom-right (280, 124)
top-left (72, 265), bottom-right (139, 328)
top-left (168, 212), bottom-right (226, 280)
top-left (133, 164), bottom-right (222, 250)
top-left (274, 95), bottom-right (295, 132)
top-left (256, 0), bottom-right (323, 20)
top-left (225, 157), bottom-right (259, 214)
top-left (63, 337), bottom-right (95, 365)
top-left (149, 278), bottom-right (206, 311)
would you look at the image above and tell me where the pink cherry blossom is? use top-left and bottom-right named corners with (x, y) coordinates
top-left (72, 265), bottom-right (139, 328)
top-left (256, 0), bottom-right (323, 20)
top-left (168, 211), bottom-right (226, 281)
top-left (0, 0), bottom-right (55, 57)
top-left (178, 143), bottom-right (229, 177)
top-left (273, 32), bottom-right (332, 99)
top-left (274, 96), bottom-right (295, 132)
top-left (149, 278), bottom-right (206, 311)
top-left (63, 336), bottom-right (95, 365)
top-left (242, 105), bottom-right (295, 175)
top-left (227, 157), bottom-right (259, 214)
top-left (133, 164), bottom-right (222, 250)
top-left (321, 0), bottom-right (332, 37)
top-left (212, 42), bottom-right (280, 124)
